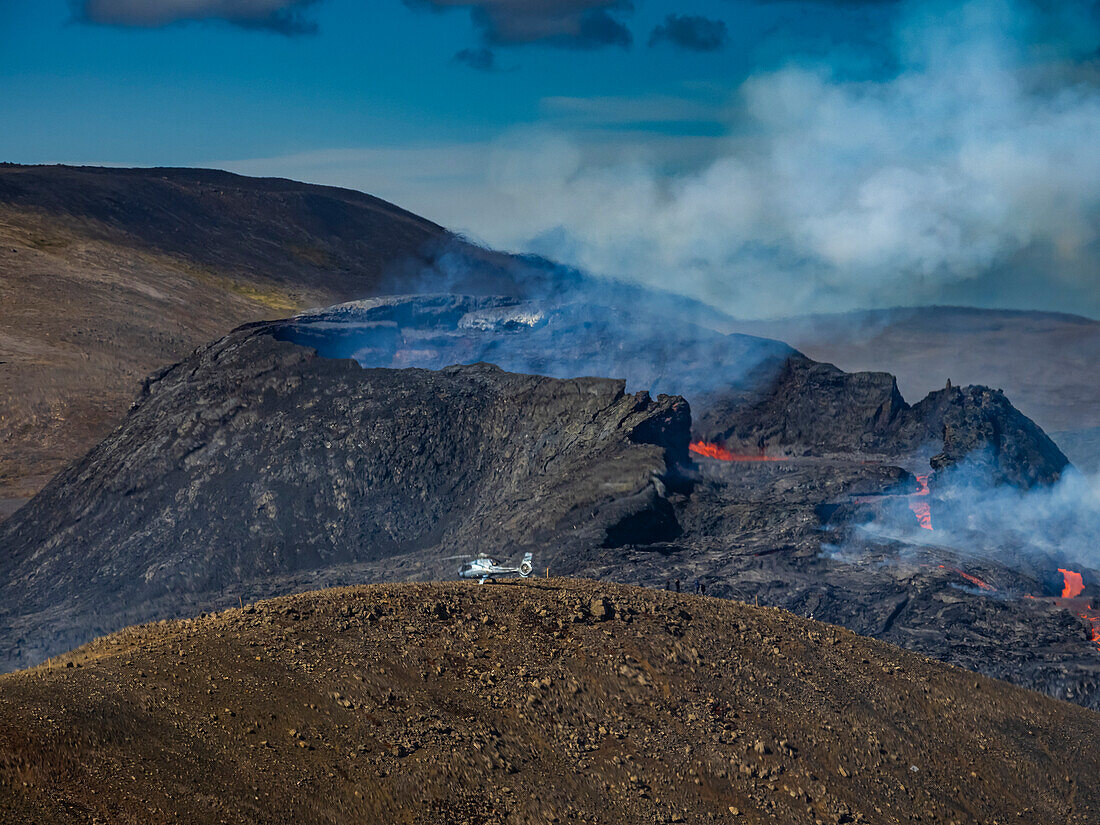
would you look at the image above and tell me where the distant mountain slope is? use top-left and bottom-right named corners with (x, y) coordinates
top-left (0, 163), bottom-right (449, 295)
top-left (1051, 427), bottom-right (1100, 476)
top-left (2, 580), bottom-right (1098, 825)
top-left (0, 164), bottom-right (539, 515)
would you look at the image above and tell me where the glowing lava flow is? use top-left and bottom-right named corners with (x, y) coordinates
top-left (1059, 568), bottom-right (1085, 598)
top-left (908, 473), bottom-right (933, 531)
top-left (689, 441), bottom-right (783, 462)
top-left (1081, 613), bottom-right (1100, 651)
top-left (1053, 569), bottom-right (1100, 652)
top-left (938, 565), bottom-right (996, 591)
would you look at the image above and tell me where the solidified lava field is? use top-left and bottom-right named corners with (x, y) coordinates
top-left (2, 298), bottom-right (1099, 711)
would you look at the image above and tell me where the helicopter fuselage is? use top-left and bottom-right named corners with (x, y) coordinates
top-left (458, 553), bottom-right (534, 584)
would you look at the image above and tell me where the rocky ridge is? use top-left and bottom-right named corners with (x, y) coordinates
top-left (284, 295), bottom-right (1069, 485)
top-left (1, 580), bottom-right (1097, 825)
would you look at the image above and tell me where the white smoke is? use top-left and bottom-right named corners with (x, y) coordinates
top-left (846, 459), bottom-right (1100, 584)
top-left (471, 0), bottom-right (1100, 318)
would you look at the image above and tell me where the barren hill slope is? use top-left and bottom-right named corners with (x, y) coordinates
top-left (1, 580), bottom-right (1097, 825)
top-left (0, 164), bottom-right (450, 296)
top-left (0, 164), bottom-right (514, 514)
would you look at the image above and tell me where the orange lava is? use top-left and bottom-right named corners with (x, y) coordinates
top-left (1059, 568), bottom-right (1085, 599)
top-left (1080, 612), bottom-right (1100, 652)
top-left (938, 564), bottom-right (996, 591)
top-left (1027, 569), bottom-right (1098, 652)
top-left (689, 441), bottom-right (783, 462)
top-left (908, 473), bottom-right (933, 530)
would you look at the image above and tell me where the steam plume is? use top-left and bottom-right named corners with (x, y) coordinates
top-left (473, 0), bottom-right (1100, 318)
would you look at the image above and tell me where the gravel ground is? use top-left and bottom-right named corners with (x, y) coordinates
top-left (1, 578), bottom-right (1097, 824)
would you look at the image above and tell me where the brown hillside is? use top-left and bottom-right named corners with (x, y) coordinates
top-left (1, 579), bottom-right (1097, 824)
top-left (0, 164), bottom-right (455, 515)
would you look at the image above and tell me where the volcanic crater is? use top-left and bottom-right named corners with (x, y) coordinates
top-left (2, 293), bottom-right (1097, 712)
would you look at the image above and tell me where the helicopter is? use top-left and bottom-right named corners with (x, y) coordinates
top-left (451, 552), bottom-right (534, 584)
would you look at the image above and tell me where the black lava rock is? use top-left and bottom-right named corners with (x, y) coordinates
top-left (0, 326), bottom-right (689, 670)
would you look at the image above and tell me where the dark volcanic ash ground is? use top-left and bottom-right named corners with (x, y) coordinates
top-left (2, 294), bottom-right (1098, 711)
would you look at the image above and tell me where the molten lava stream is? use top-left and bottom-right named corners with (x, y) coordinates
top-left (908, 473), bottom-right (933, 530)
top-left (1080, 612), bottom-right (1100, 651)
top-left (1056, 569), bottom-right (1100, 652)
top-left (1059, 568), bottom-right (1085, 598)
top-left (689, 441), bottom-right (783, 462)
top-left (938, 564), bottom-right (995, 591)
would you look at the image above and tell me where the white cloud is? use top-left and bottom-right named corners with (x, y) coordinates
top-left (471, 0), bottom-right (1100, 317)
top-left (218, 0), bottom-right (1100, 318)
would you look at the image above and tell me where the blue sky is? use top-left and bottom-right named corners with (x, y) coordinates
top-left (0, 1), bottom-right (893, 162)
top-left (1, 1), bottom-right (1098, 318)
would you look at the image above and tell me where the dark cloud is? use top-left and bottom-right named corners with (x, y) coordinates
top-left (414, 1), bottom-right (633, 49)
top-left (76, 0), bottom-right (321, 34)
top-left (76, 0), bottom-right (636, 46)
top-left (454, 46), bottom-right (497, 70)
top-left (648, 14), bottom-right (728, 52)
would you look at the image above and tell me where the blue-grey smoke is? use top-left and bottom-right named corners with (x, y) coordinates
top-left (840, 456), bottom-right (1100, 591)
top-left (477, 0), bottom-right (1100, 318)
